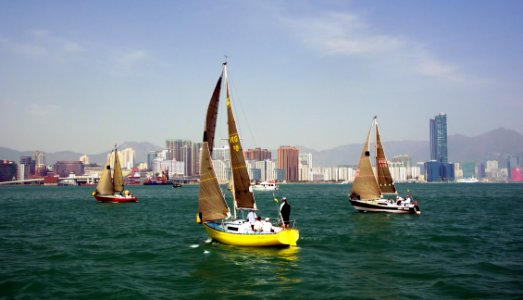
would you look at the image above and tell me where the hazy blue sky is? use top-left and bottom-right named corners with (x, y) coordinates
top-left (1, 0), bottom-right (522, 154)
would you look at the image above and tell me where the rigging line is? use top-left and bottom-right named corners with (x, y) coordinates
top-left (226, 66), bottom-right (258, 150)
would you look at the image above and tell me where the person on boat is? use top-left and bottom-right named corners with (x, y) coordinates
top-left (396, 195), bottom-right (404, 206)
top-left (280, 197), bottom-right (291, 229)
top-left (404, 194), bottom-right (412, 206)
top-left (246, 209), bottom-right (258, 230)
top-left (262, 217), bottom-right (274, 233)
top-left (253, 216), bottom-right (263, 232)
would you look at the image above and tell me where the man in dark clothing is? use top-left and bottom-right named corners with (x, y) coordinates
top-left (279, 197), bottom-right (291, 228)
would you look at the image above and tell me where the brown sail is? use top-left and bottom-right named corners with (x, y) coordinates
top-left (197, 65), bottom-right (230, 222)
top-left (203, 72), bottom-right (223, 155)
top-left (198, 142), bottom-right (229, 222)
top-left (224, 64), bottom-right (256, 210)
top-left (375, 120), bottom-right (397, 194)
top-left (351, 123), bottom-right (382, 200)
top-left (113, 149), bottom-right (124, 193)
top-left (95, 161), bottom-right (114, 195)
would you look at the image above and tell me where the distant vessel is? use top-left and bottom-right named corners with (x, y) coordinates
top-left (457, 177), bottom-right (479, 183)
top-left (251, 181), bottom-right (279, 191)
top-left (93, 146), bottom-right (137, 203)
top-left (197, 62), bottom-right (299, 247)
top-left (143, 171), bottom-right (171, 185)
top-left (348, 117), bottom-right (420, 215)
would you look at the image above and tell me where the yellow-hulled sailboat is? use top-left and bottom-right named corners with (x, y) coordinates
top-left (197, 62), bottom-right (299, 247)
top-left (348, 117), bottom-right (420, 214)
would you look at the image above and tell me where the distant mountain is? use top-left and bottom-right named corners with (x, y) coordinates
top-left (0, 142), bottom-right (163, 165)
top-left (1, 128), bottom-right (522, 167)
top-left (298, 128), bottom-right (523, 167)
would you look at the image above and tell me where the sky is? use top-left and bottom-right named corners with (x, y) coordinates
top-left (1, 0), bottom-right (522, 154)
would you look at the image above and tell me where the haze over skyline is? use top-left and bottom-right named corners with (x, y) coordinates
top-left (1, 1), bottom-right (522, 154)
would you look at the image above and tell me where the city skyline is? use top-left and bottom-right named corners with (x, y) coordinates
top-left (1, 1), bottom-right (523, 154)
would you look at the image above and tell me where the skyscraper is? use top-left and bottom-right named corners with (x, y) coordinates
top-left (277, 146), bottom-right (299, 182)
top-left (430, 113), bottom-right (448, 163)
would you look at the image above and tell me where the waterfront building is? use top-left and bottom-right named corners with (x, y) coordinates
top-left (245, 148), bottom-right (271, 161)
top-left (119, 148), bottom-right (135, 170)
top-left (19, 156), bottom-right (35, 178)
top-left (0, 160), bottom-right (17, 181)
top-left (32, 151), bottom-right (45, 169)
top-left (299, 153), bottom-right (313, 182)
top-left (278, 146), bottom-right (299, 182)
top-left (54, 161), bottom-right (84, 177)
top-left (211, 159), bottom-right (229, 184)
top-left (425, 161), bottom-right (454, 182)
top-left (165, 139), bottom-right (200, 176)
top-left (430, 113), bottom-right (448, 163)
top-left (147, 150), bottom-right (167, 171)
top-left (254, 160), bottom-right (277, 182)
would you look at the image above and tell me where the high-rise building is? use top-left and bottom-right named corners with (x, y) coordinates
top-left (54, 161), bottom-right (84, 177)
top-left (0, 160), bottom-right (17, 181)
top-left (277, 146), bottom-right (299, 182)
top-left (19, 156), bottom-right (35, 178)
top-left (245, 148), bottom-right (271, 161)
top-left (430, 113), bottom-right (448, 163)
top-left (165, 139), bottom-right (200, 176)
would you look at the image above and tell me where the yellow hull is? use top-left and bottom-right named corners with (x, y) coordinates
top-left (203, 223), bottom-right (299, 247)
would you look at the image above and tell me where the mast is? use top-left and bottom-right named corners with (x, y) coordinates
top-left (224, 63), bottom-right (257, 214)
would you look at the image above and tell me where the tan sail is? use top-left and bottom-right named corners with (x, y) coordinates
top-left (198, 142), bottom-right (229, 222)
top-left (351, 123), bottom-right (382, 200)
top-left (224, 64), bottom-right (256, 210)
top-left (96, 161), bottom-right (114, 195)
top-left (113, 149), bottom-right (124, 193)
top-left (203, 74), bottom-right (223, 154)
top-left (375, 120), bottom-right (397, 194)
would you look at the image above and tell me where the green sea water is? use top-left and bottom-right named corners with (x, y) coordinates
top-left (1, 183), bottom-right (522, 299)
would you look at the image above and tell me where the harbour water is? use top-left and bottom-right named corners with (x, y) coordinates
top-left (1, 184), bottom-right (522, 299)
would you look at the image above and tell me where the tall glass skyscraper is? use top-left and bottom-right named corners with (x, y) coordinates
top-left (430, 113), bottom-right (448, 163)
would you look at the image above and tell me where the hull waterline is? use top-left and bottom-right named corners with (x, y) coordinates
top-left (349, 199), bottom-right (421, 215)
top-left (203, 222), bottom-right (299, 247)
top-left (94, 195), bottom-right (138, 203)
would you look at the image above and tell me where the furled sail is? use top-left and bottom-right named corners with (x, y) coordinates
top-left (375, 120), bottom-right (397, 194)
top-left (224, 64), bottom-right (256, 210)
top-left (351, 124), bottom-right (382, 200)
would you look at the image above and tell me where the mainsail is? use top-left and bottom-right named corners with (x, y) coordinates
top-left (113, 149), bottom-right (124, 193)
top-left (198, 66), bottom-right (230, 222)
top-left (224, 64), bottom-right (256, 210)
top-left (375, 119), bottom-right (397, 194)
top-left (351, 123), bottom-right (382, 200)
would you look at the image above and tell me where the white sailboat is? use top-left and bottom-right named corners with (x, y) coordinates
top-left (348, 117), bottom-right (420, 214)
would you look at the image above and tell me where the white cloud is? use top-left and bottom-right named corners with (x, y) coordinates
top-left (26, 103), bottom-right (61, 116)
top-left (284, 11), bottom-right (469, 82)
top-left (117, 50), bottom-right (147, 67)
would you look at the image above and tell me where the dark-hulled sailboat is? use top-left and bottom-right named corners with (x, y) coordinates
top-left (349, 117), bottom-right (420, 214)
